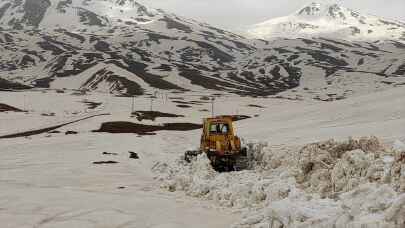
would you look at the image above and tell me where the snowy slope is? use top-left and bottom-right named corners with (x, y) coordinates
top-left (0, 0), bottom-right (156, 29)
top-left (1, 27), bottom-right (404, 99)
top-left (246, 2), bottom-right (405, 42)
top-left (0, 0), bottom-right (404, 99)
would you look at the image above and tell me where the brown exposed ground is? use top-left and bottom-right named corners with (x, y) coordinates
top-left (94, 115), bottom-right (251, 135)
top-left (94, 121), bottom-right (203, 135)
top-left (169, 97), bottom-right (185, 100)
top-left (229, 115), bottom-right (251, 121)
top-left (0, 113), bottom-right (110, 139)
top-left (81, 100), bottom-right (102, 109)
top-left (131, 111), bottom-right (184, 121)
top-left (172, 100), bottom-right (207, 105)
top-left (0, 103), bottom-right (23, 112)
top-left (93, 161), bottom-right (119, 165)
top-left (247, 104), bottom-right (266, 108)
top-left (0, 78), bottom-right (31, 90)
top-left (176, 104), bottom-right (192, 108)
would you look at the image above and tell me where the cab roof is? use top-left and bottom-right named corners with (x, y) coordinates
top-left (204, 116), bottom-right (234, 123)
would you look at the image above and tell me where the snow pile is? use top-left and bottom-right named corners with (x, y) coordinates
top-left (296, 137), bottom-right (405, 196)
top-left (153, 153), bottom-right (268, 208)
top-left (153, 137), bottom-right (405, 228)
top-left (393, 140), bottom-right (405, 152)
top-left (258, 183), bottom-right (404, 228)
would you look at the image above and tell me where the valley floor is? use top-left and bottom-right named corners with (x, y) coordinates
top-left (1, 87), bottom-right (405, 227)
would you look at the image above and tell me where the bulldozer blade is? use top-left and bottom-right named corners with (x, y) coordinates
top-left (233, 154), bottom-right (249, 171)
top-left (184, 150), bottom-right (202, 163)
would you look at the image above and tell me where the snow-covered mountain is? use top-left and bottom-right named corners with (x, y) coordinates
top-left (0, 0), bottom-right (404, 99)
top-left (0, 0), bottom-right (158, 30)
top-left (246, 2), bottom-right (405, 42)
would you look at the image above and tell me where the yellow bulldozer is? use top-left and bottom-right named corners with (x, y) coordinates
top-left (185, 116), bottom-right (249, 171)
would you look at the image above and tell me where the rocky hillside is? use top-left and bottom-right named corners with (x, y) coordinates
top-left (0, 0), bottom-right (404, 99)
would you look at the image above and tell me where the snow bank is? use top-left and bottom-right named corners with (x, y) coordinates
top-left (153, 137), bottom-right (405, 228)
top-left (296, 137), bottom-right (405, 196)
top-left (260, 183), bottom-right (404, 228)
top-left (393, 140), bottom-right (405, 152)
top-left (153, 153), bottom-right (268, 209)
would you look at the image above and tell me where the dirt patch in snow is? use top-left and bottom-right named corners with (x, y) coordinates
top-left (169, 97), bottom-right (185, 100)
top-left (0, 103), bottom-right (23, 112)
top-left (0, 78), bottom-right (31, 90)
top-left (102, 152), bottom-right (118, 156)
top-left (0, 113), bottom-right (110, 139)
top-left (129, 151), bottom-right (139, 159)
top-left (93, 161), bottom-right (119, 165)
top-left (247, 104), bottom-right (266, 108)
top-left (172, 100), bottom-right (207, 106)
top-left (81, 100), bottom-right (102, 110)
top-left (229, 115), bottom-right (251, 121)
top-left (176, 104), bottom-right (192, 108)
top-left (131, 111), bottom-right (184, 122)
top-left (94, 121), bottom-right (202, 135)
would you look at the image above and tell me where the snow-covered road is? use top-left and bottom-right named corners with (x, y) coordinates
top-left (0, 133), bottom-right (237, 228)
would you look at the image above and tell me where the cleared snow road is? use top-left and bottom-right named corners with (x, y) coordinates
top-left (0, 133), bottom-right (237, 228)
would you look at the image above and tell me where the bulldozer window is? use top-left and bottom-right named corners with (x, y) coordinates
top-left (209, 123), bottom-right (229, 134)
top-left (221, 124), bottom-right (228, 133)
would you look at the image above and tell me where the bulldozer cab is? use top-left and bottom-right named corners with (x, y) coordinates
top-left (185, 116), bottom-right (248, 172)
top-left (200, 116), bottom-right (241, 156)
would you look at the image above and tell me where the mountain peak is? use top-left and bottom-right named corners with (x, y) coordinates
top-left (295, 2), bottom-right (349, 20)
top-left (112, 0), bottom-right (146, 10)
top-left (246, 2), bottom-right (405, 42)
top-left (296, 2), bottom-right (323, 15)
top-left (109, 0), bottom-right (156, 17)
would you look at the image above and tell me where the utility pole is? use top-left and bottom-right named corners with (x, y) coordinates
top-left (150, 96), bottom-right (154, 111)
top-left (23, 94), bottom-right (26, 112)
top-left (131, 96), bottom-right (135, 114)
top-left (211, 96), bottom-right (215, 117)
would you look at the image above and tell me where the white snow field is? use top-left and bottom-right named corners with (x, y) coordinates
top-left (1, 87), bottom-right (405, 228)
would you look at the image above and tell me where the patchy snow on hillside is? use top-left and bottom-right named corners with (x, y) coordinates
top-left (2, 1), bottom-right (404, 99)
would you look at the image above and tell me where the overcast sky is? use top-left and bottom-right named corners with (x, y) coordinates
top-left (137, 0), bottom-right (405, 30)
